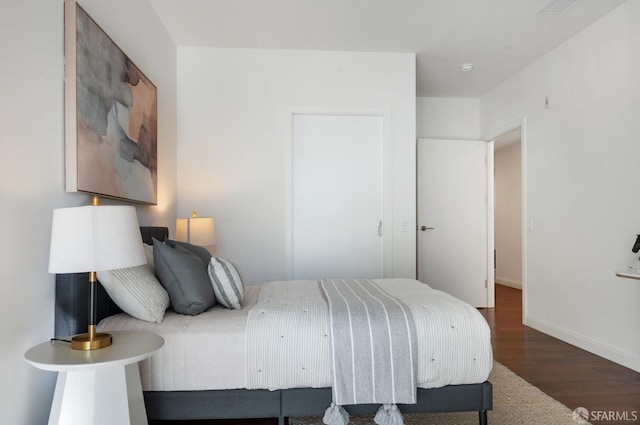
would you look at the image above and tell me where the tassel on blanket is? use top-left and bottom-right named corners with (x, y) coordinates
top-left (323, 402), bottom-right (349, 425)
top-left (374, 404), bottom-right (403, 425)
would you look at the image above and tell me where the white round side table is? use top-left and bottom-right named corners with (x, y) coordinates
top-left (25, 330), bottom-right (164, 425)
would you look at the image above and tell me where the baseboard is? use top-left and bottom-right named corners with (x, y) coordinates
top-left (495, 277), bottom-right (522, 290)
top-left (525, 316), bottom-right (640, 373)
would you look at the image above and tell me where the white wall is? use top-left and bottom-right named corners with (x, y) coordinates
top-left (177, 48), bottom-right (416, 285)
top-left (416, 97), bottom-right (480, 140)
top-left (494, 142), bottom-right (522, 289)
top-left (481, 0), bottom-right (640, 371)
top-left (0, 1), bottom-right (177, 423)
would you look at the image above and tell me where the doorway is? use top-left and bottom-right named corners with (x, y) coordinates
top-left (493, 128), bottom-right (524, 312)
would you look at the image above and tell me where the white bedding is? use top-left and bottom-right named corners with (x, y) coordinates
top-left (98, 279), bottom-right (493, 392)
top-left (98, 285), bottom-right (261, 391)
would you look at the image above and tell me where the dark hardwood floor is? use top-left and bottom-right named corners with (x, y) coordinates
top-left (152, 284), bottom-right (640, 425)
top-left (480, 284), bottom-right (640, 425)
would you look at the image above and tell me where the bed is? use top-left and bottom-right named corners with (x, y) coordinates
top-left (54, 226), bottom-right (493, 424)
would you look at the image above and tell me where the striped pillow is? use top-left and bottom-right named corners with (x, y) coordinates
top-left (207, 257), bottom-right (244, 309)
top-left (97, 261), bottom-right (170, 323)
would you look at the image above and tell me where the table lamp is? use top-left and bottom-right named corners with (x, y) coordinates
top-left (176, 212), bottom-right (216, 246)
top-left (48, 196), bottom-right (146, 350)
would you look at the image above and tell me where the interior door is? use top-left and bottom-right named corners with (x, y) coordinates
top-left (292, 114), bottom-right (383, 280)
top-left (417, 138), bottom-right (492, 307)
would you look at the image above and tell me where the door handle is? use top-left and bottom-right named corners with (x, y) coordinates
top-left (420, 226), bottom-right (435, 231)
top-left (378, 220), bottom-right (383, 237)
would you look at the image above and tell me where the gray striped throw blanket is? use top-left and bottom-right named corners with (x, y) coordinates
top-left (320, 278), bottom-right (418, 424)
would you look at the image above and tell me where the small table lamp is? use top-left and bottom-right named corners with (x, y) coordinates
top-left (176, 212), bottom-right (216, 246)
top-left (48, 197), bottom-right (146, 350)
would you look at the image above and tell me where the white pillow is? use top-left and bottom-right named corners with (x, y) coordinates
top-left (143, 243), bottom-right (154, 268)
top-left (97, 260), bottom-right (170, 323)
top-left (207, 257), bottom-right (244, 309)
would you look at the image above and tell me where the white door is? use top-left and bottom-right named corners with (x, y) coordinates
top-left (292, 114), bottom-right (383, 280)
top-left (417, 138), bottom-right (493, 307)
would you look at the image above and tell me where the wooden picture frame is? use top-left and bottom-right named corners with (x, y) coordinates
top-left (64, 0), bottom-right (157, 204)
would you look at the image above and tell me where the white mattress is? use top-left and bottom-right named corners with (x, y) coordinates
top-left (98, 285), bottom-right (261, 391)
top-left (98, 279), bottom-right (493, 392)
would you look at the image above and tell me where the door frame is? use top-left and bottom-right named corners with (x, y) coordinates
top-left (484, 118), bottom-right (527, 322)
top-left (487, 141), bottom-right (495, 308)
top-left (283, 106), bottom-right (393, 280)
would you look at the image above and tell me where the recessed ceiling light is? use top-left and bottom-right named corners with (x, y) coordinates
top-left (503, 44), bottom-right (513, 50)
top-left (459, 63), bottom-right (474, 72)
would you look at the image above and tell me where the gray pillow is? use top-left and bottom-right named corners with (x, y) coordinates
top-left (165, 239), bottom-right (212, 272)
top-left (153, 239), bottom-right (215, 315)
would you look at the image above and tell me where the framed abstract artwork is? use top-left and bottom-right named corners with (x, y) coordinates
top-left (64, 0), bottom-right (157, 204)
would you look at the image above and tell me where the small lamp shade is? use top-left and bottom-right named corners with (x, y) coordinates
top-left (49, 205), bottom-right (146, 273)
top-left (176, 213), bottom-right (216, 246)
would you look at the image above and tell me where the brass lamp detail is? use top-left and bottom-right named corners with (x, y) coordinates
top-left (70, 271), bottom-right (113, 350)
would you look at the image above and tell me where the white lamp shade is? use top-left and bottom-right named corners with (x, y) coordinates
top-left (48, 205), bottom-right (146, 273)
top-left (176, 216), bottom-right (216, 246)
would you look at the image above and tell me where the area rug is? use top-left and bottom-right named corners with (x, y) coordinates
top-left (290, 362), bottom-right (587, 425)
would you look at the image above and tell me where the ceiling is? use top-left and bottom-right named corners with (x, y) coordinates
top-left (148, 0), bottom-right (625, 98)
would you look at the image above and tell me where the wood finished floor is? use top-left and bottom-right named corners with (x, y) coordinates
top-left (480, 284), bottom-right (640, 425)
top-left (151, 284), bottom-right (640, 425)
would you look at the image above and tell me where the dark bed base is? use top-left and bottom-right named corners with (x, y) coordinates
top-left (144, 384), bottom-right (492, 425)
top-left (54, 226), bottom-right (492, 425)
